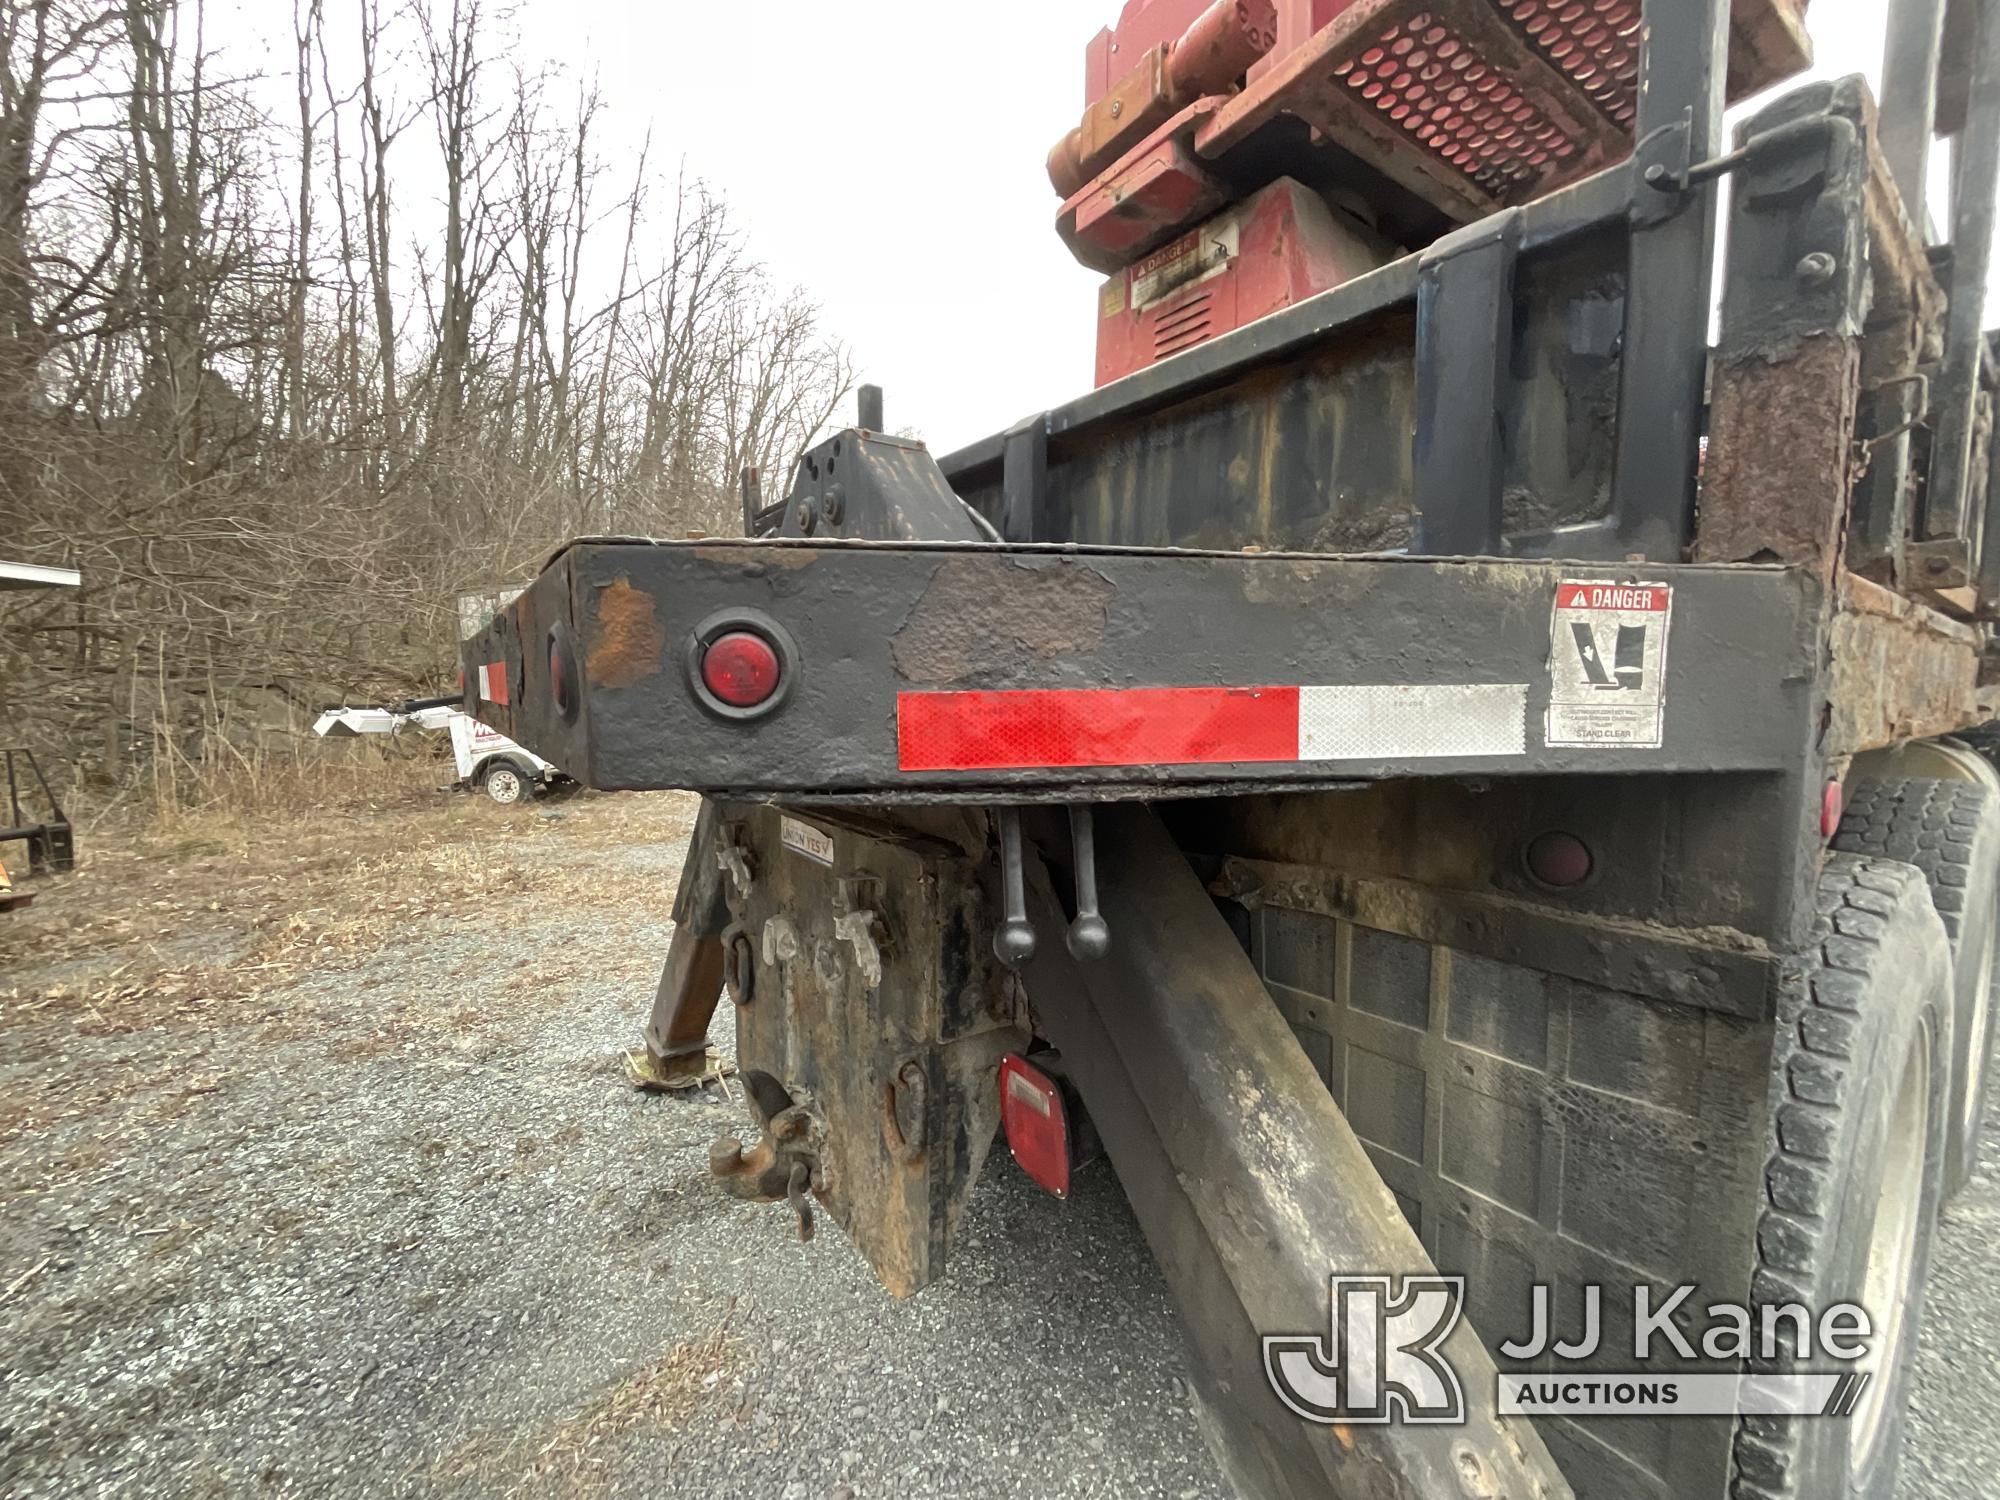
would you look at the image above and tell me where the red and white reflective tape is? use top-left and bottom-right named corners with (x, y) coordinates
top-left (476, 662), bottom-right (510, 706)
top-left (897, 683), bottom-right (1527, 772)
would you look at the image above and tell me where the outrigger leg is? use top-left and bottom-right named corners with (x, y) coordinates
top-left (628, 797), bottom-right (736, 1091)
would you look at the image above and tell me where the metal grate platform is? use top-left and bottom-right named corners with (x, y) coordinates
top-left (1331, 9), bottom-right (1595, 200)
top-left (1203, 0), bottom-right (1812, 222)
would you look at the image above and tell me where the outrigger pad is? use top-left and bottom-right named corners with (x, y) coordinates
top-left (624, 1045), bottom-right (735, 1093)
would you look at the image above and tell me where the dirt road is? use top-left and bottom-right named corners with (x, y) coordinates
top-left (2, 787), bottom-right (1993, 1498)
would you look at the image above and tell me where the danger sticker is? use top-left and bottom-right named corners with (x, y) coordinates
top-left (1129, 214), bottom-right (1240, 312)
top-left (1546, 581), bottom-right (1672, 749)
top-left (780, 815), bottom-right (834, 867)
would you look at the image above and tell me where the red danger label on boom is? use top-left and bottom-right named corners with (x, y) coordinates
top-left (1546, 581), bottom-right (1672, 750)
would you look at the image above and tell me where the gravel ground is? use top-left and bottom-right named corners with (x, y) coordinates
top-left (0, 793), bottom-right (1222, 1500)
top-left (1904, 1115), bottom-right (2000, 1497)
top-left (2, 789), bottom-right (1995, 1499)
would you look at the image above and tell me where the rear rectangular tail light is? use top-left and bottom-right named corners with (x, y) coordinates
top-left (999, 1054), bottom-right (1074, 1199)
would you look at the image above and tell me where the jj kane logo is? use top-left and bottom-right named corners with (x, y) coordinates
top-left (1263, 1276), bottom-right (1467, 1425)
top-left (1265, 1278), bottom-right (1878, 1426)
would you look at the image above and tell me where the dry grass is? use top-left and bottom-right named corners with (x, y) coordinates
top-left (0, 759), bottom-right (699, 1148)
top-left (433, 1308), bottom-right (742, 1497)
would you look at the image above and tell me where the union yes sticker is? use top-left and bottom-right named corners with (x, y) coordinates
top-left (1546, 581), bottom-right (1672, 749)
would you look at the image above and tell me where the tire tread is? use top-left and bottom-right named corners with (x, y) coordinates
top-left (1731, 857), bottom-right (1937, 1500)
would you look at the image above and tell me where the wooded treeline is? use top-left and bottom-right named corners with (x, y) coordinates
top-left (0, 0), bottom-right (851, 797)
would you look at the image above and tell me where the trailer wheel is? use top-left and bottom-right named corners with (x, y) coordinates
top-left (482, 761), bottom-right (527, 806)
top-left (1731, 856), bottom-right (1950, 1500)
top-left (1834, 776), bottom-right (2000, 1196)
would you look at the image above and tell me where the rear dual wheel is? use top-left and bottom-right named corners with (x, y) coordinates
top-left (1835, 775), bottom-right (2000, 1196)
top-left (1732, 855), bottom-right (1951, 1500)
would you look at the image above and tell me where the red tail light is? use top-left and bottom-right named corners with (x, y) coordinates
top-left (701, 630), bottom-right (782, 708)
top-left (1524, 829), bottom-right (1592, 889)
top-left (999, 1053), bottom-right (1073, 1199)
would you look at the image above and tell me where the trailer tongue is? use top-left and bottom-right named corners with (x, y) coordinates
top-left (464, 3), bottom-right (2000, 1497)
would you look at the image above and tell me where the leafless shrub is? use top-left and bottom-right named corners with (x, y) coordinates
top-left (0, 0), bottom-right (852, 806)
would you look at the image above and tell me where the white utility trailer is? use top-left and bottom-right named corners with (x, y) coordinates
top-left (312, 698), bottom-right (568, 805)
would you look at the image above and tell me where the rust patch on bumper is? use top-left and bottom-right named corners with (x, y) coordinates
top-left (891, 555), bottom-right (1115, 685)
top-left (692, 543), bottom-right (819, 570)
top-left (588, 575), bottom-right (668, 689)
top-left (1828, 574), bottom-right (1983, 752)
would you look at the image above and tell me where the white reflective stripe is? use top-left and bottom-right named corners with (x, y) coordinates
top-left (1297, 684), bottom-right (1528, 760)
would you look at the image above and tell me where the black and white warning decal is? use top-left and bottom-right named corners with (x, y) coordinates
top-left (1546, 581), bottom-right (1671, 749)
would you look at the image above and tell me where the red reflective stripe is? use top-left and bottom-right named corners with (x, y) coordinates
top-left (897, 686), bottom-right (1300, 771)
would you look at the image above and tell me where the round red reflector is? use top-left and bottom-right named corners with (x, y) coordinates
top-left (1820, 778), bottom-right (1844, 841)
top-left (1525, 830), bottom-right (1593, 889)
top-left (701, 631), bottom-right (781, 708)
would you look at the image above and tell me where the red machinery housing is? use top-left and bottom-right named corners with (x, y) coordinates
top-left (1056, 0), bottom-right (1813, 385)
top-left (1093, 178), bottom-right (1388, 387)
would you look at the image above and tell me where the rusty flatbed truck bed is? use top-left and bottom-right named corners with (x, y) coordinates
top-left (465, 3), bottom-right (2000, 1497)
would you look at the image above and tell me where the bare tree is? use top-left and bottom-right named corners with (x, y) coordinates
top-left (357, 0), bottom-right (402, 456)
top-left (280, 0), bottom-right (319, 441)
top-left (0, 0), bottom-right (854, 811)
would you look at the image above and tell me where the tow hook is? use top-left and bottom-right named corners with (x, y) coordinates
top-left (709, 1102), bottom-right (823, 1243)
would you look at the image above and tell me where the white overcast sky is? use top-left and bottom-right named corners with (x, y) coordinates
top-left (220, 0), bottom-right (1979, 454)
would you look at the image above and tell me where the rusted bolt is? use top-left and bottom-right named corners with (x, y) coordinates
top-left (1926, 554), bottom-right (1951, 574)
top-left (1110, 100), bottom-right (1123, 119)
top-left (1795, 251), bottom-right (1837, 285)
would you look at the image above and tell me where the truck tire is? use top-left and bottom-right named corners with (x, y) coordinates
top-left (1834, 776), bottom-right (2000, 1196)
top-left (1731, 855), bottom-right (1951, 1500)
top-left (482, 760), bottom-right (528, 806)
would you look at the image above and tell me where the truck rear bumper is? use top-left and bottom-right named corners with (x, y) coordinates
top-left (464, 538), bottom-right (1819, 801)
